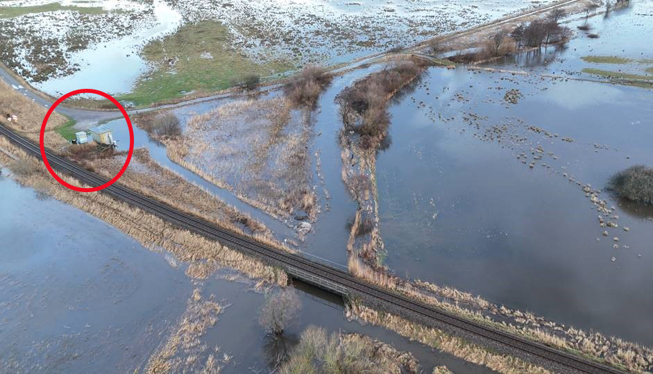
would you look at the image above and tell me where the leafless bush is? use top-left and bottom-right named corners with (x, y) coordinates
top-left (152, 112), bottom-right (182, 138)
top-left (244, 74), bottom-right (261, 90)
top-left (489, 30), bottom-right (508, 57)
top-left (587, 33), bottom-right (600, 39)
top-left (280, 327), bottom-right (419, 374)
top-left (284, 65), bottom-right (333, 108)
top-left (32, 179), bottom-right (52, 200)
top-left (548, 8), bottom-right (566, 23)
top-left (608, 165), bottom-right (653, 205)
top-left (259, 289), bottom-right (301, 336)
top-left (577, 24), bottom-right (591, 31)
top-left (339, 60), bottom-right (424, 150)
top-left (428, 39), bottom-right (443, 55)
top-left (8, 158), bottom-right (39, 177)
top-left (356, 216), bottom-right (374, 237)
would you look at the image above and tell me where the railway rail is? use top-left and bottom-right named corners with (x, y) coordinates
top-left (0, 124), bottom-right (624, 374)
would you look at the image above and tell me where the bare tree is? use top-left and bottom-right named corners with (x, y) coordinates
top-left (428, 39), bottom-right (443, 55)
top-left (548, 8), bottom-right (566, 23)
top-left (511, 23), bottom-right (526, 48)
top-left (259, 289), bottom-right (301, 337)
top-left (585, 4), bottom-right (599, 21)
top-left (524, 20), bottom-right (548, 48)
top-left (490, 30), bottom-right (508, 56)
top-left (605, 0), bottom-right (613, 15)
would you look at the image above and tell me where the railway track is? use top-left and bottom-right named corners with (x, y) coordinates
top-left (0, 124), bottom-right (624, 374)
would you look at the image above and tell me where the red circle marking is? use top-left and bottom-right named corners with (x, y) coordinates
top-left (40, 89), bottom-right (134, 193)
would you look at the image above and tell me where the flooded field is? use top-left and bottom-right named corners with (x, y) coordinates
top-left (498, 1), bottom-right (653, 79)
top-left (0, 172), bottom-right (486, 373)
top-left (372, 67), bottom-right (653, 346)
top-left (1, 0), bottom-right (557, 102)
top-left (0, 173), bottom-right (191, 372)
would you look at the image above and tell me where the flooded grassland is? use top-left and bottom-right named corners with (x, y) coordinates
top-left (1, 0), bottom-right (561, 104)
top-left (0, 168), bottom-right (497, 373)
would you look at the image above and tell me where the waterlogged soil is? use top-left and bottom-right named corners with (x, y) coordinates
top-left (374, 66), bottom-right (653, 347)
top-left (0, 174), bottom-right (487, 373)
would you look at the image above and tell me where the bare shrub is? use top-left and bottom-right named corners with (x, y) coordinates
top-left (489, 30), bottom-right (508, 57)
top-left (8, 158), bottom-right (39, 177)
top-left (284, 65), bottom-right (333, 108)
top-left (548, 8), bottom-right (566, 23)
top-left (339, 59), bottom-right (425, 150)
top-left (152, 112), bottom-right (182, 138)
top-left (587, 33), bottom-right (600, 39)
top-left (356, 216), bottom-right (374, 237)
top-left (428, 39), bottom-right (443, 55)
top-left (32, 179), bottom-right (52, 200)
top-left (242, 74), bottom-right (261, 90)
top-left (577, 24), bottom-right (591, 31)
top-left (280, 326), bottom-right (419, 374)
top-left (259, 288), bottom-right (301, 336)
top-left (608, 165), bottom-right (653, 205)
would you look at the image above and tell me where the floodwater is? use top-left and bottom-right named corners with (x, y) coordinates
top-left (497, 1), bottom-right (653, 77)
top-left (0, 172), bottom-right (488, 373)
top-left (0, 173), bottom-right (191, 372)
top-left (34, 0), bottom-right (182, 96)
top-left (373, 66), bottom-right (653, 347)
top-left (95, 112), bottom-right (297, 241)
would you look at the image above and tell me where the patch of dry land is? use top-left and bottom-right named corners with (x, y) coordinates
top-left (158, 97), bottom-right (319, 230)
top-left (0, 79), bottom-right (68, 148)
top-left (280, 326), bottom-right (422, 374)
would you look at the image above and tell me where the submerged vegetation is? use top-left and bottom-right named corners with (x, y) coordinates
top-left (581, 55), bottom-right (633, 64)
top-left (608, 166), bottom-right (653, 205)
top-left (583, 68), bottom-right (653, 81)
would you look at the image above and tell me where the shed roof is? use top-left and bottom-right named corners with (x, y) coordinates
top-left (89, 124), bottom-right (112, 134)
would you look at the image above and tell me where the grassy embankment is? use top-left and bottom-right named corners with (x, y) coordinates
top-left (55, 117), bottom-right (77, 141)
top-left (118, 21), bottom-right (295, 106)
top-left (0, 3), bottom-right (106, 19)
